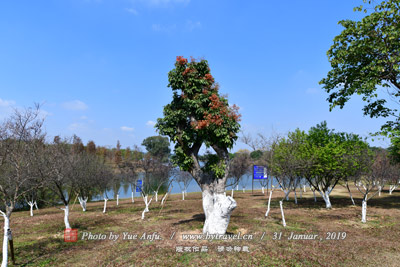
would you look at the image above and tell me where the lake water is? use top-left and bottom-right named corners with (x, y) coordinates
top-left (96, 174), bottom-right (280, 200)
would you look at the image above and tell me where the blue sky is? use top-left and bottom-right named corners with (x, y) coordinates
top-left (0, 0), bottom-right (391, 151)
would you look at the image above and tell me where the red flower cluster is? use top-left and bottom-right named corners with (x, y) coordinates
top-left (204, 73), bottom-right (214, 83)
top-left (176, 56), bottom-right (188, 65)
top-left (202, 89), bottom-right (209, 95)
top-left (209, 94), bottom-right (223, 110)
top-left (182, 67), bottom-right (192, 76)
top-left (228, 104), bottom-right (241, 122)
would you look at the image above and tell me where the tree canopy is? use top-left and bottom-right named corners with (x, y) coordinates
top-left (156, 56), bottom-right (241, 178)
top-left (320, 0), bottom-right (400, 133)
top-left (141, 135), bottom-right (171, 160)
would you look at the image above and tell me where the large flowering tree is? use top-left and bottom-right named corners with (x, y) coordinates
top-left (156, 56), bottom-right (241, 234)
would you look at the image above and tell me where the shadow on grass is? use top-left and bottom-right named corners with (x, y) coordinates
top-left (173, 213), bottom-right (205, 225)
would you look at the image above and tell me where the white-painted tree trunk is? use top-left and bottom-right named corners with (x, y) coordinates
top-left (361, 200), bottom-right (367, 223)
top-left (313, 190), bottom-right (316, 202)
top-left (116, 194), bottom-right (119, 206)
top-left (161, 193), bottom-right (168, 205)
top-left (131, 192), bottom-right (135, 203)
top-left (319, 191), bottom-right (332, 209)
top-left (284, 190), bottom-right (289, 201)
top-left (141, 197), bottom-right (152, 220)
top-left (261, 186), bottom-right (265, 194)
top-left (78, 197), bottom-right (88, 212)
top-left (27, 201), bottom-right (34, 216)
top-left (1, 214), bottom-right (10, 267)
top-left (182, 191), bottom-right (185, 200)
top-left (155, 191), bottom-right (158, 202)
top-left (378, 186), bottom-right (382, 197)
top-left (279, 201), bottom-right (286, 227)
top-left (63, 205), bottom-right (71, 229)
top-left (202, 192), bottom-right (236, 234)
top-left (231, 188), bottom-right (234, 198)
top-left (265, 191), bottom-right (272, 217)
top-left (389, 185), bottom-right (397, 195)
top-left (236, 185), bottom-right (239, 191)
top-left (294, 190), bottom-right (298, 204)
top-left (242, 187), bottom-right (245, 193)
top-left (303, 185), bottom-right (306, 192)
top-left (34, 201), bottom-right (38, 210)
top-left (103, 198), bottom-right (108, 213)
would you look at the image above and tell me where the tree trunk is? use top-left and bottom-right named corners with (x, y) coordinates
top-left (345, 182), bottom-right (355, 206)
top-left (284, 190), bottom-right (289, 201)
top-left (63, 205), bottom-right (71, 229)
top-left (313, 190), bottom-right (316, 202)
top-left (265, 191), bottom-right (272, 217)
top-left (202, 190), bottom-right (236, 234)
top-left (34, 201), bottom-right (39, 210)
top-left (231, 188), bottom-right (234, 198)
top-left (27, 201), bottom-right (34, 216)
top-left (182, 191), bottom-right (185, 201)
top-left (303, 185), bottom-right (306, 192)
top-left (236, 185), bottom-right (239, 191)
top-left (78, 197), bottom-right (87, 212)
top-left (29, 203), bottom-right (34, 216)
top-left (279, 201), bottom-right (286, 227)
top-left (103, 198), bottom-right (108, 213)
top-left (116, 194), bottom-right (119, 206)
top-left (161, 193), bottom-right (168, 205)
top-left (144, 195), bottom-right (149, 212)
top-left (242, 187), bottom-right (245, 193)
top-left (361, 200), bottom-right (367, 223)
top-left (294, 190), bottom-right (298, 204)
top-left (131, 192), bottom-right (135, 203)
top-left (262, 186), bottom-right (264, 194)
top-left (1, 215), bottom-right (10, 267)
top-left (155, 191), bottom-right (158, 202)
top-left (319, 191), bottom-right (332, 209)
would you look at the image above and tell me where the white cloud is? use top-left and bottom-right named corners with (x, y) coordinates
top-left (146, 120), bottom-right (156, 127)
top-left (62, 100), bottom-right (88, 111)
top-left (121, 126), bottom-right (134, 132)
top-left (0, 98), bottom-right (16, 108)
top-left (185, 20), bottom-right (201, 31)
top-left (125, 8), bottom-right (138, 15)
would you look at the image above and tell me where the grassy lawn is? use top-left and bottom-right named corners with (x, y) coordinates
top-left (2, 187), bottom-right (400, 266)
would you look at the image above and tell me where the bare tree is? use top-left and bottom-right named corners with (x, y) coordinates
top-left (75, 152), bottom-right (104, 212)
top-left (42, 137), bottom-right (79, 229)
top-left (354, 150), bottom-right (389, 223)
top-left (174, 169), bottom-right (193, 200)
top-left (228, 152), bottom-right (251, 196)
top-left (0, 105), bottom-right (46, 267)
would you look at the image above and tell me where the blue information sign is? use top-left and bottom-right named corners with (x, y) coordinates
top-left (136, 180), bottom-right (142, 192)
top-left (253, 165), bottom-right (268, 179)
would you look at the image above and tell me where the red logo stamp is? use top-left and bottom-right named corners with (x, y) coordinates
top-left (64, 228), bottom-right (78, 242)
